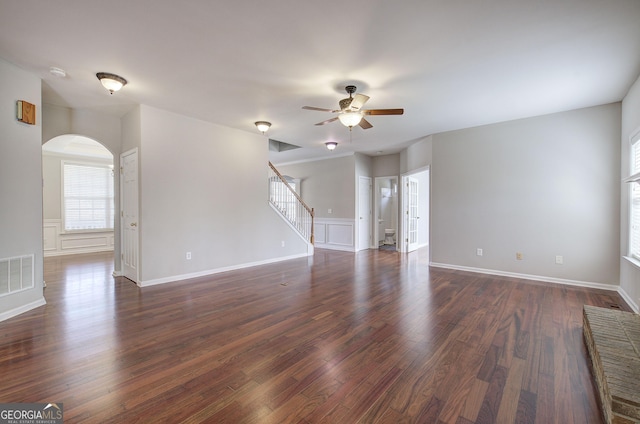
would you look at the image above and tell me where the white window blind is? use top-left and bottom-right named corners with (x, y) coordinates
top-left (630, 141), bottom-right (640, 260)
top-left (63, 162), bottom-right (114, 231)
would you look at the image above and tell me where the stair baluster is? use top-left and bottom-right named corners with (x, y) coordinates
top-left (268, 162), bottom-right (314, 244)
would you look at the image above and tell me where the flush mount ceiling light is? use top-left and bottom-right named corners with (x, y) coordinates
top-left (96, 72), bottom-right (127, 94)
top-left (255, 121), bottom-right (271, 134)
top-left (337, 111), bottom-right (363, 128)
top-left (325, 141), bottom-right (338, 151)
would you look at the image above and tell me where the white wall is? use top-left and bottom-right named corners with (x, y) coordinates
top-left (373, 153), bottom-right (400, 177)
top-left (42, 154), bottom-right (62, 219)
top-left (137, 105), bottom-right (308, 284)
top-left (122, 105), bottom-right (141, 153)
top-left (431, 104), bottom-right (621, 287)
top-left (276, 155), bottom-right (356, 219)
top-left (0, 58), bottom-right (45, 320)
top-left (42, 104), bottom-right (71, 143)
top-left (620, 74), bottom-right (640, 311)
top-left (401, 135), bottom-right (432, 174)
top-left (42, 104), bottom-right (122, 154)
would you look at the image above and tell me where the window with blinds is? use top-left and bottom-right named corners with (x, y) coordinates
top-left (63, 162), bottom-right (114, 231)
top-left (630, 139), bottom-right (640, 260)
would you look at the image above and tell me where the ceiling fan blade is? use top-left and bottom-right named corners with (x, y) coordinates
top-left (302, 106), bottom-right (335, 112)
top-left (363, 108), bottom-right (404, 116)
top-left (349, 94), bottom-right (370, 111)
top-left (315, 116), bottom-right (339, 126)
top-left (359, 118), bottom-right (373, 129)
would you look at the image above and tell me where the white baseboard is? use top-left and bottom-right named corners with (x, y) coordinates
top-left (0, 297), bottom-right (46, 323)
top-left (45, 247), bottom-right (114, 257)
top-left (617, 287), bottom-right (640, 313)
top-left (429, 262), bottom-right (620, 292)
top-left (138, 252), bottom-right (312, 287)
top-left (314, 243), bottom-right (356, 252)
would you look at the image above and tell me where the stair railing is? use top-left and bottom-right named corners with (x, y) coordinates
top-left (268, 162), bottom-right (314, 244)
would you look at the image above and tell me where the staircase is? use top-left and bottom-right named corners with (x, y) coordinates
top-left (268, 162), bottom-right (314, 244)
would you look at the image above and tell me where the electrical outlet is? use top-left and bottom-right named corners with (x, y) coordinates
top-left (281, 241), bottom-right (285, 247)
top-left (476, 248), bottom-right (483, 256)
top-left (516, 252), bottom-right (523, 260)
top-left (328, 208), bottom-right (332, 214)
top-left (555, 255), bottom-right (563, 265)
top-left (186, 252), bottom-right (191, 260)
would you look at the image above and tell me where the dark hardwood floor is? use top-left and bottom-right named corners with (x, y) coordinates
top-left (0, 248), bottom-right (631, 423)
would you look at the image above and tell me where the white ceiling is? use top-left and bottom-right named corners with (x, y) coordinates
top-left (1, 0), bottom-right (639, 163)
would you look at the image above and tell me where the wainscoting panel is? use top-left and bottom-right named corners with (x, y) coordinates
top-left (314, 218), bottom-right (355, 252)
top-left (314, 223), bottom-right (326, 244)
top-left (43, 219), bottom-right (114, 257)
top-left (43, 224), bottom-right (57, 251)
top-left (60, 236), bottom-right (111, 251)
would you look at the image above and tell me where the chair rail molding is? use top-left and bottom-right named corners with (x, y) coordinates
top-left (43, 219), bottom-right (114, 257)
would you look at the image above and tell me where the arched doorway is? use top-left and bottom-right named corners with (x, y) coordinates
top-left (42, 135), bottom-right (115, 259)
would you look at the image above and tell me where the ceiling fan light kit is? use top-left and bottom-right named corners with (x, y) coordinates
top-left (96, 72), bottom-right (127, 94)
top-left (302, 85), bottom-right (403, 130)
top-left (338, 111), bottom-right (363, 128)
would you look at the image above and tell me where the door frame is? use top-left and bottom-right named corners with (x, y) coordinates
top-left (357, 176), bottom-right (372, 251)
top-left (400, 167), bottom-right (430, 253)
top-left (120, 148), bottom-right (139, 284)
top-left (405, 175), bottom-right (420, 252)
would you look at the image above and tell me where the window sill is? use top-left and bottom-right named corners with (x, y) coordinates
top-left (61, 229), bottom-right (115, 235)
top-left (624, 171), bottom-right (640, 183)
top-left (623, 255), bottom-right (640, 270)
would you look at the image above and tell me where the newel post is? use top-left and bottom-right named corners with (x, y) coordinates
top-left (310, 208), bottom-right (315, 244)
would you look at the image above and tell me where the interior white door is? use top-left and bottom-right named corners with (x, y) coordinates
top-left (406, 176), bottom-right (420, 252)
top-left (358, 176), bottom-right (372, 250)
top-left (120, 148), bottom-right (139, 283)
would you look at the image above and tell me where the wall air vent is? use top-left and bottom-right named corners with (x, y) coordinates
top-left (0, 254), bottom-right (34, 297)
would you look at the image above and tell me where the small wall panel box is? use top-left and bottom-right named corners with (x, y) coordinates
top-left (16, 100), bottom-right (36, 125)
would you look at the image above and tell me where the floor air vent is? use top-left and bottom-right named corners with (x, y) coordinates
top-left (0, 254), bottom-right (34, 296)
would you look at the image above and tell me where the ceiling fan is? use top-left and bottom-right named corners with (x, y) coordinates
top-left (302, 85), bottom-right (404, 130)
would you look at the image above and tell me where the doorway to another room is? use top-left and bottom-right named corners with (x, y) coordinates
top-left (400, 168), bottom-right (429, 253)
top-left (375, 176), bottom-right (398, 251)
top-left (42, 135), bottom-right (116, 269)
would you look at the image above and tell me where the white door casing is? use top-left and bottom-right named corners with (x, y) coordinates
top-left (406, 176), bottom-right (420, 252)
top-left (120, 148), bottom-right (139, 283)
top-left (358, 176), bottom-right (372, 250)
